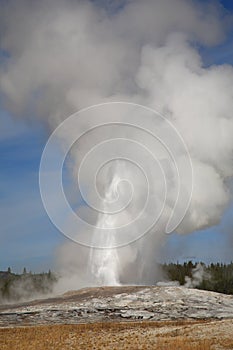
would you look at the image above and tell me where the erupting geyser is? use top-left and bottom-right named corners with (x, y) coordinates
top-left (88, 174), bottom-right (121, 286)
top-left (1, 0), bottom-right (233, 291)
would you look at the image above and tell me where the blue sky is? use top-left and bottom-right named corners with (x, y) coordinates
top-left (0, 113), bottom-right (65, 272)
top-left (0, 0), bottom-right (233, 272)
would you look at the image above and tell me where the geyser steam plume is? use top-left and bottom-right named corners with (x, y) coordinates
top-left (1, 0), bottom-right (233, 289)
top-left (88, 172), bottom-right (121, 286)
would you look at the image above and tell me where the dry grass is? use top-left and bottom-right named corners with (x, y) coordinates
top-left (0, 320), bottom-right (232, 350)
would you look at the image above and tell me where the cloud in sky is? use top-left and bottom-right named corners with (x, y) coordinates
top-left (0, 110), bottom-right (233, 272)
top-left (0, 0), bottom-right (233, 276)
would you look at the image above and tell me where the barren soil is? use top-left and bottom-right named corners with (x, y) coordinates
top-left (1, 286), bottom-right (233, 349)
top-left (1, 320), bottom-right (233, 349)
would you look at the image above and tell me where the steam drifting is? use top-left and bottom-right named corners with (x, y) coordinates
top-left (1, 0), bottom-right (233, 289)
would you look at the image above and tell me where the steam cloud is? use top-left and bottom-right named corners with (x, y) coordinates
top-left (1, 0), bottom-right (233, 290)
top-left (184, 263), bottom-right (209, 288)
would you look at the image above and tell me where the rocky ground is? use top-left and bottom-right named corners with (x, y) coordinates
top-left (1, 286), bottom-right (233, 327)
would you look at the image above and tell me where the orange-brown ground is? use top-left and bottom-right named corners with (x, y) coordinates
top-left (1, 319), bottom-right (233, 350)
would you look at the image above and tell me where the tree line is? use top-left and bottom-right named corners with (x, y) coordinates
top-left (1, 261), bottom-right (233, 303)
top-left (162, 261), bottom-right (233, 295)
top-left (0, 268), bottom-right (57, 303)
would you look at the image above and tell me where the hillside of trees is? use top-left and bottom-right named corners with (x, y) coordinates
top-left (162, 261), bottom-right (233, 295)
top-left (1, 262), bottom-right (233, 303)
top-left (0, 268), bottom-right (57, 303)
